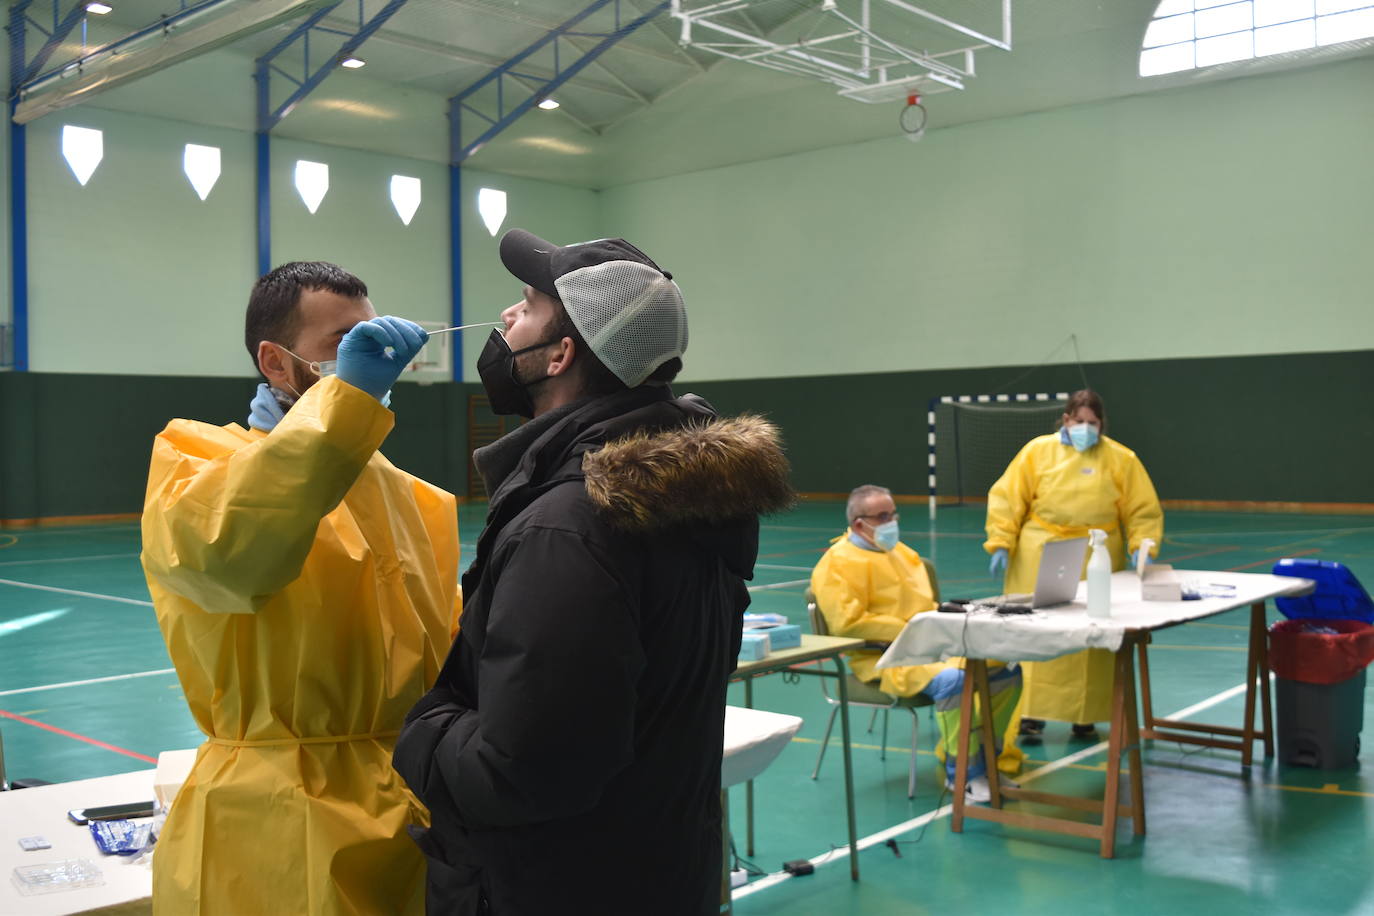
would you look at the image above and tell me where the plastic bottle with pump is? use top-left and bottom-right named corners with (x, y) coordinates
top-left (1087, 528), bottom-right (1111, 618)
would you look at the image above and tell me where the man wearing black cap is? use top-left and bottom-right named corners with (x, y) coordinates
top-left (394, 230), bottom-right (794, 915)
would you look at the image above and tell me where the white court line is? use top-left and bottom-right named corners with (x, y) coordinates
top-left (755, 564), bottom-right (815, 572)
top-left (0, 577), bottom-right (153, 607)
top-left (0, 552), bottom-right (139, 568)
top-left (0, 668), bottom-right (177, 698)
top-left (747, 579), bottom-right (809, 592)
top-left (732, 676), bottom-right (1258, 899)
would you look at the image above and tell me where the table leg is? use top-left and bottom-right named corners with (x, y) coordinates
top-left (1100, 645), bottom-right (1130, 859)
top-left (1256, 602), bottom-right (1275, 758)
top-left (974, 662), bottom-right (1002, 808)
top-left (744, 676), bottom-right (755, 857)
top-left (1136, 633), bottom-right (1155, 733)
top-left (1123, 646), bottom-right (1146, 837)
top-left (1242, 604), bottom-right (1261, 768)
top-left (834, 656), bottom-right (860, 881)
top-left (720, 789), bottom-right (732, 916)
top-left (950, 660), bottom-right (978, 833)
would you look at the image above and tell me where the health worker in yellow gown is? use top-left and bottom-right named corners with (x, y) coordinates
top-left (812, 485), bottom-right (1023, 802)
top-left (140, 262), bottom-right (461, 915)
top-left (984, 389), bottom-right (1163, 735)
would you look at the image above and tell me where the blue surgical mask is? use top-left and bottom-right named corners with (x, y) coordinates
top-left (872, 520), bottom-right (900, 551)
top-left (1066, 423), bottom-right (1099, 452)
top-left (273, 344), bottom-right (388, 408)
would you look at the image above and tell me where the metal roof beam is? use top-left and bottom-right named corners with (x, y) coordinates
top-left (13, 0), bottom-right (337, 124)
top-left (19, 1), bottom-right (90, 86)
top-left (256, 0), bottom-right (411, 131)
top-left (315, 19), bottom-right (648, 102)
top-left (448, 0), bottom-right (670, 165)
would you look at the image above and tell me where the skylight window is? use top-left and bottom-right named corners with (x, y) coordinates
top-left (61, 125), bottom-right (103, 186)
top-left (477, 188), bottom-right (507, 237)
top-left (294, 160), bottom-right (329, 214)
top-left (390, 175), bottom-right (421, 225)
top-left (183, 144), bottom-right (221, 200)
top-left (1140, 0), bottom-right (1374, 76)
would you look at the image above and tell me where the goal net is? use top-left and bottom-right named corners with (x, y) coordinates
top-left (928, 393), bottom-right (1069, 515)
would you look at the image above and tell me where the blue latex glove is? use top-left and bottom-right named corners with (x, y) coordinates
top-left (989, 548), bottom-right (1009, 578)
top-left (247, 383), bottom-right (287, 432)
top-left (335, 316), bottom-right (428, 402)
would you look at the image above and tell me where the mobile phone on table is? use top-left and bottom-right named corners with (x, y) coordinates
top-left (67, 800), bottom-right (156, 825)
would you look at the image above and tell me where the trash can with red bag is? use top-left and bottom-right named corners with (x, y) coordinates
top-left (1270, 560), bottom-right (1374, 768)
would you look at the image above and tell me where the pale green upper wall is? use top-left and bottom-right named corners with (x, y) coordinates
top-left (10, 54), bottom-right (1372, 381)
top-left (27, 109), bottom-right (256, 377)
top-left (600, 57), bottom-right (1374, 382)
top-left (19, 109), bottom-right (596, 378)
top-left (453, 169), bottom-right (599, 376)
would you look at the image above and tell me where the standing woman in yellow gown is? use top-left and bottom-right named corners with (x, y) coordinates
top-left (983, 389), bottom-right (1163, 736)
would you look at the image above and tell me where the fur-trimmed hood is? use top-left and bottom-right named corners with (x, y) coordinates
top-left (582, 414), bottom-right (794, 532)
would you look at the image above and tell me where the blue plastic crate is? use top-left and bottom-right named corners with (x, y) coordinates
top-left (1272, 558), bottom-right (1374, 623)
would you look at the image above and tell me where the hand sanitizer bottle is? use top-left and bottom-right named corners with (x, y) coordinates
top-left (1087, 528), bottom-right (1111, 618)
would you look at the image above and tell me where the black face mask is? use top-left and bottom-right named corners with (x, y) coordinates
top-left (476, 329), bottom-right (558, 418)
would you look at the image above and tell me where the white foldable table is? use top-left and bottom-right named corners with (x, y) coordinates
top-left (0, 768), bottom-right (155, 915)
top-left (878, 569), bottom-right (1315, 857)
top-left (719, 706), bottom-right (802, 916)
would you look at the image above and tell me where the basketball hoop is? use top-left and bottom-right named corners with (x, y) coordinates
top-left (900, 92), bottom-right (927, 143)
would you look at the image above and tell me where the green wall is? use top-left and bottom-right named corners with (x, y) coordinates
top-left (3, 57), bottom-right (1371, 520)
top-left (601, 57), bottom-right (1374, 383)
top-left (2, 347), bottom-right (1370, 523)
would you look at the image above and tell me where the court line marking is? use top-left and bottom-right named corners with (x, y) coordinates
top-left (755, 564), bottom-right (815, 572)
top-left (0, 668), bottom-right (178, 698)
top-left (0, 552), bottom-right (140, 568)
top-left (0, 708), bottom-right (158, 764)
top-left (0, 577), bottom-right (153, 607)
top-left (1225, 548), bottom-right (1320, 572)
top-left (732, 677), bottom-right (1256, 898)
top-left (748, 579), bottom-right (810, 592)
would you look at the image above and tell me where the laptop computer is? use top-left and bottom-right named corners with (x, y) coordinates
top-left (1031, 536), bottom-right (1090, 608)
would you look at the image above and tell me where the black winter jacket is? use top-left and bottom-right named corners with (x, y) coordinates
top-left (393, 386), bottom-right (792, 915)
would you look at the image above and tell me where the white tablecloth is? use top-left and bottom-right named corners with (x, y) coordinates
top-left (877, 570), bottom-right (1315, 667)
top-left (722, 706), bottom-right (803, 788)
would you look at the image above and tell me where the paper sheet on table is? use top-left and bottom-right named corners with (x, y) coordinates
top-left (876, 609), bottom-right (1128, 667)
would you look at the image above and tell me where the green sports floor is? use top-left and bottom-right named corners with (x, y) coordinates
top-left (2, 503), bottom-right (1373, 915)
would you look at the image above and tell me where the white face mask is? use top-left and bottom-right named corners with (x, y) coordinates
top-left (871, 520), bottom-right (900, 551)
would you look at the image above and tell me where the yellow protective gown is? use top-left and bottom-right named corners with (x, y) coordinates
top-left (984, 433), bottom-right (1163, 723)
top-left (140, 377), bottom-right (461, 916)
top-left (811, 534), bottom-right (1024, 774)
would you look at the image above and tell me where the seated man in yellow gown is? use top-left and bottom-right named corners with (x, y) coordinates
top-left (810, 485), bottom-right (1021, 801)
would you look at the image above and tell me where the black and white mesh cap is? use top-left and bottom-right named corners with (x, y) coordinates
top-left (500, 229), bottom-right (688, 388)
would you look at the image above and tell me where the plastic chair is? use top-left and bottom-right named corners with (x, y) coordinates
top-left (807, 557), bottom-right (938, 799)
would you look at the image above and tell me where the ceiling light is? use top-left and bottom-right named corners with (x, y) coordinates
top-left (537, 98), bottom-right (559, 110)
top-left (85, 2), bottom-right (113, 13)
top-left (340, 57), bottom-right (366, 69)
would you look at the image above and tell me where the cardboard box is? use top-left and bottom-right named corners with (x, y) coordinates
top-left (743, 613), bottom-right (788, 628)
top-left (748, 623), bottom-right (801, 650)
top-left (738, 631), bottom-right (772, 661)
top-left (1142, 564), bottom-right (1182, 602)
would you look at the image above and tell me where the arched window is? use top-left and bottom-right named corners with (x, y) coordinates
top-left (1140, 1), bottom-right (1374, 77)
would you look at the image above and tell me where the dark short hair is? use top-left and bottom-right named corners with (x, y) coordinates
top-left (547, 299), bottom-right (681, 397)
top-left (1060, 388), bottom-right (1107, 433)
top-left (244, 262), bottom-right (368, 374)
